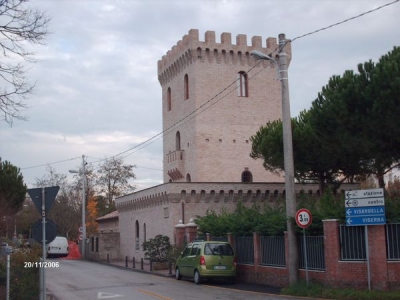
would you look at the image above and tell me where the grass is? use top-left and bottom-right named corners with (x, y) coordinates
top-left (281, 281), bottom-right (400, 300)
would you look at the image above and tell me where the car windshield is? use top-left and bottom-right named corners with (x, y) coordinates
top-left (204, 243), bottom-right (234, 256)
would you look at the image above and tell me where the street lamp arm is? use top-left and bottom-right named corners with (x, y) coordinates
top-left (251, 50), bottom-right (279, 79)
top-left (250, 50), bottom-right (277, 65)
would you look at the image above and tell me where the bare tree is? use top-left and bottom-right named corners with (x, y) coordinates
top-left (0, 0), bottom-right (50, 126)
top-left (96, 157), bottom-right (136, 209)
top-left (35, 165), bottom-right (81, 239)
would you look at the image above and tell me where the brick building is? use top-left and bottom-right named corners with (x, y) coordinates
top-left (115, 28), bottom-right (322, 260)
top-left (159, 29), bottom-right (286, 183)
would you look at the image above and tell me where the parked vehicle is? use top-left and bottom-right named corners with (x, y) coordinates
top-left (175, 241), bottom-right (236, 284)
top-left (47, 236), bottom-right (69, 258)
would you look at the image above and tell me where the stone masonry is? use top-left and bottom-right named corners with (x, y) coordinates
top-left (159, 29), bottom-right (291, 183)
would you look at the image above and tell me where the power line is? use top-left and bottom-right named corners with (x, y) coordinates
top-left (20, 1), bottom-right (398, 171)
top-left (291, 0), bottom-right (399, 42)
top-left (21, 156), bottom-right (81, 170)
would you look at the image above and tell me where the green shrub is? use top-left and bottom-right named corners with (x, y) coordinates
top-left (142, 235), bottom-right (171, 263)
top-left (0, 245), bottom-right (41, 300)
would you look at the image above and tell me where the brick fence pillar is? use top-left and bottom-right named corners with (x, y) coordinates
top-left (185, 219), bottom-right (198, 243)
top-left (175, 220), bottom-right (186, 246)
top-left (368, 225), bottom-right (388, 290)
top-left (253, 232), bottom-right (260, 266)
top-left (227, 233), bottom-right (234, 246)
top-left (322, 219), bottom-right (340, 286)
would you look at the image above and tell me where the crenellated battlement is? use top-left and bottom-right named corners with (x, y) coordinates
top-left (157, 29), bottom-right (291, 85)
top-left (115, 182), bottom-right (359, 213)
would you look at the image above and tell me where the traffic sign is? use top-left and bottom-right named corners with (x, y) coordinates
top-left (345, 188), bottom-right (384, 199)
top-left (346, 216), bottom-right (386, 226)
top-left (296, 208), bottom-right (312, 228)
top-left (27, 186), bottom-right (60, 214)
top-left (31, 218), bottom-right (57, 244)
top-left (345, 188), bottom-right (386, 226)
top-left (345, 197), bottom-right (385, 207)
top-left (346, 206), bottom-right (385, 217)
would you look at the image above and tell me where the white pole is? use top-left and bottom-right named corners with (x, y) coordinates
top-left (278, 33), bottom-right (298, 284)
top-left (6, 253), bottom-right (10, 300)
top-left (365, 226), bottom-right (371, 290)
top-left (41, 187), bottom-right (46, 300)
top-left (303, 228), bottom-right (309, 285)
top-left (82, 155), bottom-right (86, 259)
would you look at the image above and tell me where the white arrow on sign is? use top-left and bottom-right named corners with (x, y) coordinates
top-left (97, 292), bottom-right (125, 299)
top-left (345, 188), bottom-right (384, 199)
top-left (345, 197), bottom-right (385, 207)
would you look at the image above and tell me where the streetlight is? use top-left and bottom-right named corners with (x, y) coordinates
top-left (69, 154), bottom-right (86, 259)
top-left (251, 33), bottom-right (299, 284)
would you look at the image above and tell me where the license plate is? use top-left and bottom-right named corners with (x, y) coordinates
top-left (213, 265), bottom-right (226, 270)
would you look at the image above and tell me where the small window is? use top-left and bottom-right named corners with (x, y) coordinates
top-left (191, 244), bottom-right (200, 255)
top-left (186, 174), bottom-right (191, 182)
top-left (237, 71), bottom-right (248, 97)
top-left (182, 245), bottom-right (193, 257)
top-left (184, 74), bottom-right (189, 100)
top-left (176, 131), bottom-right (181, 150)
top-left (242, 170), bottom-right (253, 183)
top-left (167, 87), bottom-right (172, 111)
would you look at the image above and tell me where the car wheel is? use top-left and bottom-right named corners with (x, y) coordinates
top-left (194, 270), bottom-right (202, 284)
top-left (175, 267), bottom-right (182, 280)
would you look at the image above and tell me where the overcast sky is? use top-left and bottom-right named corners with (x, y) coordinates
top-left (1, 0), bottom-right (399, 191)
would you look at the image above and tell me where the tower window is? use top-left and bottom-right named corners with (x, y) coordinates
top-left (176, 131), bottom-right (181, 150)
top-left (167, 87), bottom-right (172, 111)
top-left (237, 71), bottom-right (248, 97)
top-left (184, 74), bottom-right (189, 100)
top-left (241, 170), bottom-right (253, 183)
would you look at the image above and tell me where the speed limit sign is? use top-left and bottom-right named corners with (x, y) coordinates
top-left (296, 208), bottom-right (312, 228)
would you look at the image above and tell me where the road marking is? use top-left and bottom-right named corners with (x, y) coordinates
top-left (138, 289), bottom-right (174, 300)
top-left (97, 292), bottom-right (125, 299)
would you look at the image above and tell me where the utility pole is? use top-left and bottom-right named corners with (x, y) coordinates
top-left (278, 33), bottom-right (299, 284)
top-left (251, 33), bottom-right (299, 284)
top-left (81, 155), bottom-right (87, 259)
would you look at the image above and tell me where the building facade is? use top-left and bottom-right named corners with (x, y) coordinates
top-left (159, 29), bottom-right (289, 183)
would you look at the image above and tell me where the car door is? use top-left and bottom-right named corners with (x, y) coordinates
top-left (179, 244), bottom-right (192, 276)
top-left (186, 243), bottom-right (200, 276)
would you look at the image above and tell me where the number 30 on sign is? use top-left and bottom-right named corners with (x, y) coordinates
top-left (296, 208), bottom-right (312, 228)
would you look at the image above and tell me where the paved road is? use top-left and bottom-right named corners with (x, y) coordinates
top-left (46, 260), bottom-right (312, 300)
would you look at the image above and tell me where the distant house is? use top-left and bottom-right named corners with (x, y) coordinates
top-left (87, 210), bottom-right (119, 261)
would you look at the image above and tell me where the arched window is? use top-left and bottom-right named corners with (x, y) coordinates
top-left (237, 71), bottom-right (248, 97)
top-left (186, 173), bottom-right (191, 182)
top-left (241, 170), bottom-right (253, 183)
top-left (176, 131), bottom-right (181, 150)
top-left (184, 74), bottom-right (189, 100)
top-left (135, 220), bottom-right (140, 250)
top-left (143, 223), bottom-right (147, 243)
top-left (167, 87), bottom-right (172, 111)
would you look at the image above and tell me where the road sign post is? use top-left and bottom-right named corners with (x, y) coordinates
top-left (296, 208), bottom-right (312, 285)
top-left (345, 188), bottom-right (386, 226)
top-left (27, 186), bottom-right (59, 300)
top-left (345, 188), bottom-right (386, 291)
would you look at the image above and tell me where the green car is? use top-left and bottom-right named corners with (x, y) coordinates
top-left (175, 241), bottom-right (237, 284)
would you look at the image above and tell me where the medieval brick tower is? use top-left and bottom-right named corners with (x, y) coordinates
top-left (158, 29), bottom-right (291, 183)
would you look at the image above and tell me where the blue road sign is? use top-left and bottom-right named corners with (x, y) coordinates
top-left (346, 206), bottom-right (385, 217)
top-left (345, 189), bottom-right (386, 226)
top-left (346, 215), bottom-right (386, 226)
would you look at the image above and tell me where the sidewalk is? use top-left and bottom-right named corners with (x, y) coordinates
top-left (95, 259), bottom-right (175, 277)
top-left (95, 259), bottom-right (283, 295)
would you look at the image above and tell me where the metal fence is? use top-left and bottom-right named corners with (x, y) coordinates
top-left (260, 236), bottom-right (286, 267)
top-left (386, 223), bottom-right (400, 260)
top-left (235, 236), bottom-right (254, 264)
top-left (298, 236), bottom-right (325, 270)
top-left (339, 225), bottom-right (366, 260)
